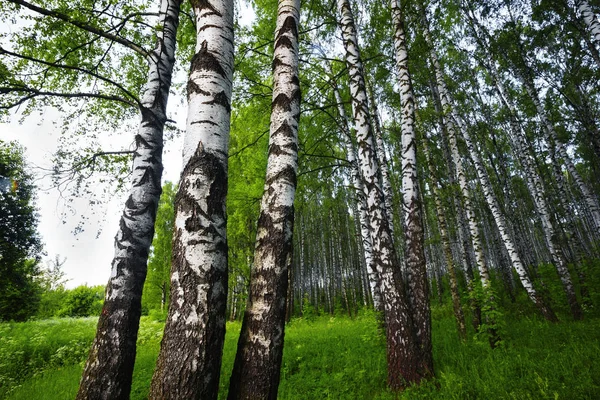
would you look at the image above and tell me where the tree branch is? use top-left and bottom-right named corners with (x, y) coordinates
top-left (6, 0), bottom-right (148, 57)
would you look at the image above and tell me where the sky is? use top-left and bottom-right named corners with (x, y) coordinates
top-left (1, 2), bottom-right (255, 289)
top-left (2, 108), bottom-right (184, 288)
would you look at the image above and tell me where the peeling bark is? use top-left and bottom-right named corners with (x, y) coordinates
top-left (76, 1), bottom-right (182, 398)
top-left (227, 1), bottom-right (301, 398)
top-left (149, 1), bottom-right (234, 398)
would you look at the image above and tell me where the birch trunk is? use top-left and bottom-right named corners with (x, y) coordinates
top-left (337, 0), bottom-right (423, 388)
top-left (333, 83), bottom-right (383, 311)
top-left (423, 136), bottom-right (467, 340)
top-left (391, 0), bottom-right (432, 373)
top-left (77, 1), bottom-right (181, 398)
top-left (227, 2), bottom-right (301, 398)
top-left (519, 71), bottom-right (600, 234)
top-left (576, 0), bottom-right (600, 52)
top-left (420, 6), bottom-right (489, 288)
top-left (454, 114), bottom-right (557, 322)
top-left (367, 85), bottom-right (397, 231)
top-left (465, 9), bottom-right (583, 319)
top-left (421, 2), bottom-right (556, 322)
top-left (149, 1), bottom-right (234, 398)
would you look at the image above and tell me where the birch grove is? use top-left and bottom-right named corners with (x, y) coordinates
top-left (2, 0), bottom-right (600, 397)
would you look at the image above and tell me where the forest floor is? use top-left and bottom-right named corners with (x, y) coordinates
top-left (1, 305), bottom-right (599, 399)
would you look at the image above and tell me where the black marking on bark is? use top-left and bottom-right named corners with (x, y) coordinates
top-left (275, 35), bottom-right (294, 50)
top-left (187, 80), bottom-right (210, 97)
top-left (265, 164), bottom-right (297, 188)
top-left (269, 141), bottom-right (298, 156)
top-left (272, 57), bottom-right (286, 72)
top-left (205, 90), bottom-right (231, 113)
top-left (190, 40), bottom-right (227, 78)
top-left (272, 120), bottom-right (293, 138)
top-left (272, 91), bottom-right (299, 112)
top-left (191, 119), bottom-right (219, 126)
top-left (278, 16), bottom-right (298, 38)
top-left (190, 0), bottom-right (222, 16)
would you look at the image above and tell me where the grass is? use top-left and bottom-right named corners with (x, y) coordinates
top-left (1, 307), bottom-right (599, 399)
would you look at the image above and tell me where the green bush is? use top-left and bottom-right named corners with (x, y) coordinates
top-left (57, 286), bottom-right (104, 318)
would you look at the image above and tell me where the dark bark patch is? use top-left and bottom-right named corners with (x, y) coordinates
top-left (205, 90), bottom-right (231, 113)
top-left (272, 93), bottom-right (294, 112)
top-left (190, 0), bottom-right (222, 16)
top-left (190, 40), bottom-right (227, 78)
top-left (265, 165), bottom-right (297, 188)
top-left (187, 80), bottom-right (210, 98)
top-left (275, 35), bottom-right (294, 50)
top-left (278, 16), bottom-right (298, 38)
top-left (272, 57), bottom-right (286, 72)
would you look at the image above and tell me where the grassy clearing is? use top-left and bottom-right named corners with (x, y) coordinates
top-left (2, 308), bottom-right (599, 399)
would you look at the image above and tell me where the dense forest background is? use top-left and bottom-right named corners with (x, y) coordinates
top-left (1, 0), bottom-right (600, 398)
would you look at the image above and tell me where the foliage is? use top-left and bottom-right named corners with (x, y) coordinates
top-left (142, 181), bottom-right (176, 314)
top-left (56, 285), bottom-right (104, 318)
top-left (0, 140), bottom-right (43, 322)
top-left (3, 301), bottom-right (600, 399)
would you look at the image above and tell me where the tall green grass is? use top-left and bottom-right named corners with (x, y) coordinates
top-left (2, 308), bottom-right (599, 399)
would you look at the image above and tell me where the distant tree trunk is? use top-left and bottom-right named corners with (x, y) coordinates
top-left (149, 1), bottom-right (234, 398)
top-left (454, 113), bottom-right (558, 322)
top-left (519, 70), bottom-right (600, 234)
top-left (227, 1), bottom-right (301, 398)
top-left (76, 1), bottom-right (182, 398)
top-left (391, 0), bottom-right (433, 374)
top-left (333, 82), bottom-right (383, 311)
top-left (464, 9), bottom-right (583, 320)
top-left (337, 0), bottom-right (423, 389)
top-left (367, 84), bottom-right (396, 232)
top-left (423, 136), bottom-right (467, 340)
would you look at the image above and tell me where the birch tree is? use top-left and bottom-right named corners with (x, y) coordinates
top-left (149, 0), bottom-right (234, 398)
top-left (337, 0), bottom-right (426, 388)
top-left (228, 0), bottom-right (301, 398)
top-left (391, 0), bottom-right (432, 372)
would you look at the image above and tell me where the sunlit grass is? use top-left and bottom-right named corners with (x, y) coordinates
top-left (2, 306), bottom-right (600, 399)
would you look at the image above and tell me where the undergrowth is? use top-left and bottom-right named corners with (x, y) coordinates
top-left (2, 307), bottom-right (599, 399)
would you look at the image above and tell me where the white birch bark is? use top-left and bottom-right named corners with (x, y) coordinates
top-left (492, 70), bottom-right (582, 319)
top-left (337, 0), bottom-right (423, 388)
top-left (227, 1), bottom-right (301, 398)
top-left (421, 3), bottom-right (557, 322)
top-left (464, 8), bottom-right (583, 318)
top-left (391, 0), bottom-right (432, 373)
top-left (576, 0), bottom-right (600, 51)
top-left (77, 1), bottom-right (182, 398)
top-left (519, 72), bottom-right (600, 234)
top-left (367, 85), bottom-right (396, 231)
top-left (333, 83), bottom-right (382, 311)
top-left (454, 113), bottom-right (557, 321)
top-left (420, 8), bottom-right (489, 287)
top-left (149, 1), bottom-right (234, 398)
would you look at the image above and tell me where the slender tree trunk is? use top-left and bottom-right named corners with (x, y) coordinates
top-left (519, 71), bottom-right (600, 234)
top-left (337, 0), bottom-right (423, 388)
top-left (464, 9), bottom-right (584, 320)
top-left (423, 136), bottom-right (467, 340)
top-left (455, 113), bottom-right (558, 322)
top-left (76, 1), bottom-right (181, 398)
top-left (367, 84), bottom-right (396, 232)
top-left (333, 83), bottom-right (383, 311)
top-left (149, 1), bottom-right (234, 398)
top-left (228, 1), bottom-right (301, 398)
top-left (391, 0), bottom-right (433, 374)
